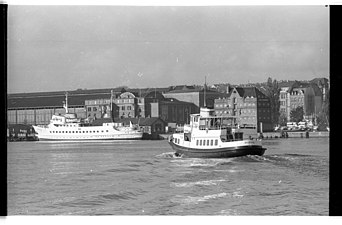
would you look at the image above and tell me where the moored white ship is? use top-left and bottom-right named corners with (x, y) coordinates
top-left (32, 92), bottom-right (143, 141)
top-left (168, 107), bottom-right (266, 158)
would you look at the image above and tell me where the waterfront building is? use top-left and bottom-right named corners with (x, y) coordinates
top-left (278, 81), bottom-right (296, 122)
top-left (84, 90), bottom-right (166, 120)
top-left (163, 85), bottom-right (225, 109)
top-left (288, 81), bottom-right (323, 121)
top-left (150, 98), bottom-right (198, 126)
top-left (7, 88), bottom-right (125, 125)
top-left (214, 87), bottom-right (272, 132)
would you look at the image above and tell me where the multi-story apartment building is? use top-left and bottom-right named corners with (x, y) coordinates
top-left (85, 90), bottom-right (165, 120)
top-left (288, 82), bottom-right (323, 120)
top-left (214, 87), bottom-right (272, 132)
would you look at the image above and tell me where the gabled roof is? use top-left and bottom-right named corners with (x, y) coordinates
top-left (310, 77), bottom-right (329, 86)
top-left (228, 87), bottom-right (267, 98)
top-left (288, 81), bottom-right (311, 93)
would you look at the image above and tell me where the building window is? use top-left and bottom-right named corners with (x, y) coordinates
top-left (87, 107), bottom-right (92, 112)
top-left (93, 107), bottom-right (97, 111)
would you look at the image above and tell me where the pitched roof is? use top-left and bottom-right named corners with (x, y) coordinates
top-left (278, 80), bottom-right (296, 88)
top-left (228, 87), bottom-right (267, 98)
top-left (7, 93), bottom-right (112, 109)
top-left (7, 87), bottom-right (126, 109)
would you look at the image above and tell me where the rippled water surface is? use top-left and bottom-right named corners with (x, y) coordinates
top-left (7, 138), bottom-right (329, 215)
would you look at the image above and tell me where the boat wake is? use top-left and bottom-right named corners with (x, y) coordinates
top-left (170, 158), bottom-right (235, 168)
top-left (171, 179), bottom-right (227, 188)
top-left (155, 152), bottom-right (183, 159)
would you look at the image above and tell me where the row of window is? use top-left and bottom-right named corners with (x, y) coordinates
top-left (215, 103), bottom-right (257, 108)
top-left (114, 99), bottom-right (134, 103)
top-left (50, 130), bottom-right (109, 134)
top-left (173, 138), bottom-right (219, 146)
top-left (196, 139), bottom-right (219, 146)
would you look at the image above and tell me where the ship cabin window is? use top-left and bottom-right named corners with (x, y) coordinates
top-left (200, 140), bottom-right (202, 146)
top-left (106, 130), bottom-right (109, 132)
top-left (215, 140), bottom-right (218, 145)
top-left (203, 140), bottom-right (206, 146)
top-left (210, 140), bottom-right (213, 146)
top-left (234, 132), bottom-right (243, 140)
top-left (97, 130), bottom-right (99, 133)
top-left (227, 134), bottom-right (234, 141)
top-left (196, 140), bottom-right (199, 145)
top-left (72, 131), bottom-right (75, 133)
top-left (207, 140), bottom-right (210, 145)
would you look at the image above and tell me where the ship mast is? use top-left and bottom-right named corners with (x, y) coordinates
top-left (110, 89), bottom-right (113, 120)
top-left (64, 92), bottom-right (69, 113)
top-left (204, 76), bottom-right (207, 108)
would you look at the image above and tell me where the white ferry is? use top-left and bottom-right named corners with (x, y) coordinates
top-left (168, 107), bottom-right (266, 158)
top-left (32, 92), bottom-right (143, 141)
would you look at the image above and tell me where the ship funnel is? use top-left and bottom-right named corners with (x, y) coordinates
top-left (200, 107), bottom-right (215, 117)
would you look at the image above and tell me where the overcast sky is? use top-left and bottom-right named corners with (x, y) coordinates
top-left (7, 5), bottom-right (329, 93)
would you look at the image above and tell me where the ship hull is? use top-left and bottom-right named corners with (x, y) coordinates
top-left (32, 126), bottom-right (143, 141)
top-left (37, 136), bottom-right (143, 141)
top-left (168, 141), bottom-right (266, 158)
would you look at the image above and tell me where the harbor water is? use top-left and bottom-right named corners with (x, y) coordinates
top-left (7, 138), bottom-right (329, 215)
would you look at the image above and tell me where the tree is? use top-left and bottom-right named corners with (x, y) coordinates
top-left (290, 106), bottom-right (304, 123)
top-left (265, 77), bottom-right (280, 126)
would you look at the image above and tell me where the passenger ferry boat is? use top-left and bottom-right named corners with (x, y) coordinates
top-left (168, 107), bottom-right (266, 158)
top-left (32, 92), bottom-right (143, 141)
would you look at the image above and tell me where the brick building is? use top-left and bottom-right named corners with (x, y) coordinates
top-left (214, 87), bottom-right (272, 132)
top-left (150, 98), bottom-right (198, 125)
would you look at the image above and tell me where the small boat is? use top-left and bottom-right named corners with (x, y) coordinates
top-left (168, 107), bottom-right (266, 158)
